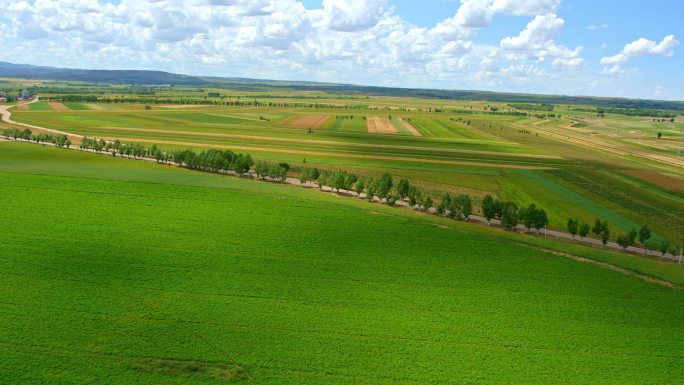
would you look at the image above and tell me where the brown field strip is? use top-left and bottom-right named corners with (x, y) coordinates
top-left (367, 117), bottom-right (398, 134)
top-left (48, 102), bottom-right (69, 111)
top-left (286, 115), bottom-right (329, 129)
top-left (624, 170), bottom-right (684, 191)
top-left (16, 103), bottom-right (29, 110)
top-left (399, 118), bottom-right (422, 136)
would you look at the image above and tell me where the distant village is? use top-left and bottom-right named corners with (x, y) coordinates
top-left (0, 90), bottom-right (32, 103)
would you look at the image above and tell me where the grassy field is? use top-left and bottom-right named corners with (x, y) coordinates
top-left (9, 99), bottom-right (683, 244)
top-left (1, 141), bottom-right (683, 384)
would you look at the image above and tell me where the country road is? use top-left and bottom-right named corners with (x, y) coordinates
top-left (1, 103), bottom-right (681, 263)
top-left (0, 100), bottom-right (84, 139)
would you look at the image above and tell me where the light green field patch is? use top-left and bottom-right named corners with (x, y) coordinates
top-left (27, 102), bottom-right (53, 111)
top-left (410, 118), bottom-right (483, 139)
top-left (509, 169), bottom-right (641, 234)
top-left (321, 115), bottom-right (368, 132)
top-left (62, 102), bottom-right (92, 110)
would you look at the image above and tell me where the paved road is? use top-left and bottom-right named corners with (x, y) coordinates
top-left (2, 107), bottom-right (681, 263)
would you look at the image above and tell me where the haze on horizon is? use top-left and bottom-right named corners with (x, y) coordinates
top-left (0, 0), bottom-right (682, 100)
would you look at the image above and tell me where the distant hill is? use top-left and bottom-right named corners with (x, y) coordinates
top-left (0, 62), bottom-right (208, 86)
top-left (1, 61), bottom-right (682, 110)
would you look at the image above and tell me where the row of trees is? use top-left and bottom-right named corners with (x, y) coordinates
top-left (78, 137), bottom-right (256, 176)
top-left (2, 128), bottom-right (71, 148)
top-left (567, 218), bottom-right (610, 245)
top-left (482, 196), bottom-right (549, 232)
top-left (255, 161), bottom-right (288, 182)
top-left (567, 218), bottom-right (677, 257)
top-left (13, 131), bottom-right (676, 256)
top-left (298, 168), bottom-right (482, 222)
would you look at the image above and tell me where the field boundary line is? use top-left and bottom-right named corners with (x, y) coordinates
top-left (538, 248), bottom-right (683, 290)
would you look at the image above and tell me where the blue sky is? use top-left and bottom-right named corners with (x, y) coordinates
top-left (0, 0), bottom-right (682, 100)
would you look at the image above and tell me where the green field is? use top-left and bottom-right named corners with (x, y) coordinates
top-left (62, 102), bottom-right (92, 110)
top-left (27, 101), bottom-right (52, 110)
top-left (9, 98), bottom-right (683, 245)
top-left (1, 141), bottom-right (683, 384)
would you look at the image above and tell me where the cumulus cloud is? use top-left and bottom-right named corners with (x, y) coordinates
top-left (0, 0), bottom-right (675, 98)
top-left (322, 0), bottom-right (389, 32)
top-left (491, 0), bottom-right (560, 16)
top-left (499, 14), bottom-right (582, 65)
top-left (601, 34), bottom-right (679, 65)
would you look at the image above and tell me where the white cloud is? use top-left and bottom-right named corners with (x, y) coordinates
top-left (499, 14), bottom-right (582, 63)
top-left (491, 0), bottom-right (560, 16)
top-left (0, 0), bottom-right (677, 99)
top-left (322, 0), bottom-right (389, 32)
top-left (601, 34), bottom-right (679, 65)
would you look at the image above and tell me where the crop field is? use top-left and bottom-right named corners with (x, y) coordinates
top-left (27, 101), bottom-right (52, 110)
top-left (8, 98), bottom-right (684, 242)
top-left (1, 142), bottom-right (683, 384)
top-left (5, 85), bottom-right (683, 246)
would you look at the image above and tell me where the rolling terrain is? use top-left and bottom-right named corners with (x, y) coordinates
top-left (1, 141), bottom-right (683, 384)
top-left (5, 93), bottom-right (683, 245)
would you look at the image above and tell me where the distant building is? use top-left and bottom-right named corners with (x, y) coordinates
top-left (21, 90), bottom-right (30, 100)
top-left (0, 91), bottom-right (6, 102)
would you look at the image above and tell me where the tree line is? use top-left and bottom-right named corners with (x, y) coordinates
top-left (566, 218), bottom-right (677, 258)
top-left (9, 131), bottom-right (676, 256)
top-left (2, 128), bottom-right (71, 148)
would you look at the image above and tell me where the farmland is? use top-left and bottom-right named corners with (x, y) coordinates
top-left (1, 141), bottom-right (683, 384)
top-left (5, 85), bottom-right (683, 245)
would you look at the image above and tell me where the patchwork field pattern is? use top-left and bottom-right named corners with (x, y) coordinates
top-left (7, 99), bottom-right (683, 243)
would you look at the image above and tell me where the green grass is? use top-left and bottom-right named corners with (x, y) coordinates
top-left (62, 102), bottom-right (92, 110)
top-left (410, 118), bottom-right (482, 139)
top-left (1, 141), bottom-right (684, 384)
top-left (7, 102), bottom-right (682, 246)
top-left (27, 101), bottom-right (52, 110)
top-left (321, 116), bottom-right (368, 132)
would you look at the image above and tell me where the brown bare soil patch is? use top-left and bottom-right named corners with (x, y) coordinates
top-left (16, 103), bottom-right (29, 110)
top-left (399, 118), bottom-right (422, 136)
top-left (367, 117), bottom-right (398, 134)
top-left (48, 102), bottom-right (69, 111)
top-left (625, 170), bottom-right (684, 191)
top-left (286, 115), bottom-right (329, 129)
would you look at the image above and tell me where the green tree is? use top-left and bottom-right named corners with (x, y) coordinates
top-left (592, 219), bottom-right (604, 237)
top-left (355, 178), bottom-right (365, 195)
top-left (424, 196), bottom-right (433, 212)
top-left (638, 225), bottom-right (651, 253)
top-left (567, 218), bottom-right (578, 238)
top-left (376, 173), bottom-right (393, 199)
top-left (500, 202), bottom-right (519, 229)
top-left (579, 223), bottom-right (590, 238)
top-left (482, 195), bottom-right (496, 224)
top-left (533, 208), bottom-right (548, 234)
top-left (365, 177), bottom-right (376, 201)
top-left (659, 239), bottom-right (671, 258)
top-left (520, 204), bottom-right (536, 231)
top-left (601, 228), bottom-right (610, 246)
top-left (617, 229), bottom-right (637, 250)
top-left (396, 178), bottom-right (410, 198)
